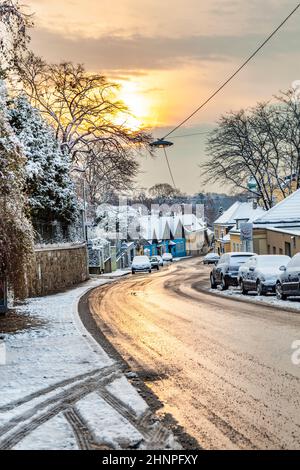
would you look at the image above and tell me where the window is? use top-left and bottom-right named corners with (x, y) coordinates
top-left (267, 245), bottom-right (270, 254)
top-left (279, 248), bottom-right (283, 255)
top-left (285, 242), bottom-right (291, 257)
top-left (273, 247), bottom-right (276, 254)
top-left (229, 255), bottom-right (253, 265)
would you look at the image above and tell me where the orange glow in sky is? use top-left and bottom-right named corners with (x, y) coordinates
top-left (23, 0), bottom-right (300, 192)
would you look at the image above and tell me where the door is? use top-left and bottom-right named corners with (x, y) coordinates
top-left (287, 256), bottom-right (300, 294)
top-left (215, 254), bottom-right (227, 282)
top-left (285, 242), bottom-right (291, 257)
top-left (246, 258), bottom-right (257, 289)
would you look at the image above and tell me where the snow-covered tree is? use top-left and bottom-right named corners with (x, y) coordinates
top-left (9, 95), bottom-right (77, 224)
top-left (0, 0), bottom-right (32, 76)
top-left (0, 80), bottom-right (34, 298)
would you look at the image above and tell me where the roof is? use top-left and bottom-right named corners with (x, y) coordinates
top-left (214, 202), bottom-right (265, 226)
top-left (254, 189), bottom-right (300, 226)
top-left (264, 226), bottom-right (300, 236)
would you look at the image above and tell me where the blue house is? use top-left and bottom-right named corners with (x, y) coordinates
top-left (138, 215), bottom-right (201, 258)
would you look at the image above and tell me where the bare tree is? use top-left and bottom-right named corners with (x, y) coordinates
top-left (18, 55), bottom-right (152, 161)
top-left (202, 97), bottom-right (300, 210)
top-left (149, 183), bottom-right (183, 204)
top-left (85, 141), bottom-right (139, 205)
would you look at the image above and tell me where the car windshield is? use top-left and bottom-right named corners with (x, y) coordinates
top-left (230, 255), bottom-right (253, 265)
top-left (257, 256), bottom-right (289, 267)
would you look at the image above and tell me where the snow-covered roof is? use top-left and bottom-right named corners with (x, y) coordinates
top-left (214, 202), bottom-right (265, 226)
top-left (264, 226), bottom-right (300, 236)
top-left (254, 189), bottom-right (300, 226)
top-left (220, 233), bottom-right (231, 243)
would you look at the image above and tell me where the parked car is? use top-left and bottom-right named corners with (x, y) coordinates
top-left (151, 255), bottom-right (163, 267)
top-left (238, 255), bottom-right (291, 295)
top-left (131, 256), bottom-right (152, 274)
top-left (276, 253), bottom-right (300, 300)
top-left (210, 252), bottom-right (255, 290)
top-left (150, 256), bottom-right (160, 271)
top-left (203, 253), bottom-right (220, 265)
top-left (162, 253), bottom-right (173, 263)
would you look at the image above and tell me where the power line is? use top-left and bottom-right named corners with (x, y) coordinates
top-left (163, 2), bottom-right (300, 139)
top-left (163, 147), bottom-right (177, 188)
top-left (171, 131), bottom-right (210, 139)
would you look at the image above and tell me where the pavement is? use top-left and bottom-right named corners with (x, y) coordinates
top-left (0, 275), bottom-right (180, 451)
top-left (89, 257), bottom-right (300, 450)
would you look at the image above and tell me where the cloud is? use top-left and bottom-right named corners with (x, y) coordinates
top-left (30, 26), bottom-right (298, 73)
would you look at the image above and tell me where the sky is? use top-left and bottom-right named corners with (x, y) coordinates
top-left (22, 0), bottom-right (300, 194)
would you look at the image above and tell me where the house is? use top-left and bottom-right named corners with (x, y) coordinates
top-left (253, 189), bottom-right (300, 257)
top-left (214, 201), bottom-right (265, 254)
top-left (137, 213), bottom-right (207, 258)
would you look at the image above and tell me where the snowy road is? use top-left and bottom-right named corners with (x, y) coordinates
top-left (90, 257), bottom-right (300, 450)
top-left (0, 278), bottom-right (179, 450)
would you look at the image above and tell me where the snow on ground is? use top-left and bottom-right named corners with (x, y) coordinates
top-left (100, 269), bottom-right (131, 278)
top-left (75, 392), bottom-right (143, 449)
top-left (210, 287), bottom-right (300, 312)
top-left (0, 276), bottom-right (179, 450)
top-left (106, 377), bottom-right (148, 418)
top-left (13, 413), bottom-right (79, 451)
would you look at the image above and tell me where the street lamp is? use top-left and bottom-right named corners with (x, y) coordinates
top-left (71, 167), bottom-right (88, 242)
top-left (150, 139), bottom-right (174, 148)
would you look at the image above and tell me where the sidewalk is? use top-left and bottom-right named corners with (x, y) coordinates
top-left (0, 275), bottom-right (180, 450)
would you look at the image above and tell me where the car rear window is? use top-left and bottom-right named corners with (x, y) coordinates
top-left (230, 255), bottom-right (253, 264)
top-left (134, 257), bottom-right (148, 263)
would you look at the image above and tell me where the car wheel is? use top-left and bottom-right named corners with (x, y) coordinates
top-left (220, 275), bottom-right (229, 291)
top-left (256, 281), bottom-right (265, 296)
top-left (276, 282), bottom-right (287, 300)
top-left (132, 270), bottom-right (135, 275)
top-left (149, 269), bottom-right (152, 274)
top-left (210, 274), bottom-right (217, 289)
top-left (241, 281), bottom-right (248, 295)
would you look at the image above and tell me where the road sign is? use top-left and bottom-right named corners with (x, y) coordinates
top-left (240, 223), bottom-right (253, 242)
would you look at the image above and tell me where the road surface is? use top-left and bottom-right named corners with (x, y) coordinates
top-left (89, 257), bottom-right (300, 450)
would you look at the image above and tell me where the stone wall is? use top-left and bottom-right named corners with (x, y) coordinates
top-left (25, 243), bottom-right (89, 298)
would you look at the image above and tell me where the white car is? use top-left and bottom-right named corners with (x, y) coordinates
top-left (238, 255), bottom-right (291, 295)
top-left (131, 256), bottom-right (152, 274)
top-left (203, 253), bottom-right (220, 265)
top-left (162, 253), bottom-right (173, 263)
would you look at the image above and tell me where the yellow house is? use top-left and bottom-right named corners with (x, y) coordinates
top-left (214, 202), bottom-right (265, 254)
top-left (253, 188), bottom-right (300, 257)
top-left (273, 177), bottom-right (297, 204)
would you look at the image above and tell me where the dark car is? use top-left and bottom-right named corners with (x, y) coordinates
top-left (276, 253), bottom-right (300, 300)
top-left (210, 252), bottom-right (255, 291)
